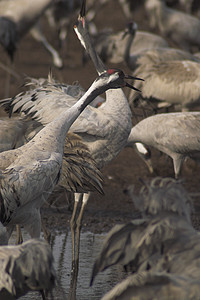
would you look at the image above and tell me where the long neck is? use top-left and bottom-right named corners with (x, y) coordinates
top-left (75, 22), bottom-right (106, 75)
top-left (76, 22), bottom-right (131, 117)
top-left (76, 20), bottom-right (132, 124)
top-left (124, 30), bottom-right (136, 69)
top-left (30, 81), bottom-right (109, 152)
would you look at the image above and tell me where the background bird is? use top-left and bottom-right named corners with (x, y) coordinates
top-left (145, 0), bottom-right (200, 52)
top-left (127, 112), bottom-right (200, 178)
top-left (0, 0), bottom-right (63, 97)
top-left (90, 177), bottom-right (200, 300)
top-left (0, 237), bottom-right (56, 299)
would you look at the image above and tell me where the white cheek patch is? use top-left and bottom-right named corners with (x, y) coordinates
top-left (135, 142), bottom-right (148, 155)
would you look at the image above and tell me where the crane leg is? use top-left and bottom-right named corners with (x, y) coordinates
top-left (16, 224), bottom-right (23, 244)
top-left (70, 193), bottom-right (83, 266)
top-left (68, 193), bottom-right (90, 300)
top-left (75, 193), bottom-right (90, 267)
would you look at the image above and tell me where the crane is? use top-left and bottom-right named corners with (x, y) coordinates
top-left (0, 235), bottom-right (56, 299)
top-left (0, 0), bottom-right (62, 96)
top-left (145, 0), bottom-right (200, 52)
top-left (0, 68), bottom-right (139, 242)
top-left (123, 21), bottom-right (200, 72)
top-left (82, 22), bottom-right (168, 65)
top-left (101, 271), bottom-right (200, 300)
top-left (129, 58), bottom-right (200, 111)
top-left (0, 0), bottom-right (143, 266)
top-left (90, 177), bottom-right (200, 299)
top-left (128, 112), bottom-right (200, 178)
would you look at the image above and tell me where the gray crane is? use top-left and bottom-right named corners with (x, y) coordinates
top-left (0, 116), bottom-right (104, 244)
top-left (125, 112), bottom-right (200, 178)
top-left (123, 21), bottom-right (200, 72)
top-left (0, 233), bottom-right (56, 299)
top-left (101, 271), bottom-right (200, 300)
top-left (83, 22), bottom-right (168, 65)
top-left (90, 94), bottom-right (154, 174)
top-left (0, 118), bottom-right (34, 152)
top-left (0, 0), bottom-right (143, 265)
top-left (0, 0), bottom-right (57, 61)
top-left (0, 0), bottom-right (62, 96)
top-left (122, 21), bottom-right (200, 110)
top-left (0, 68), bottom-right (138, 242)
top-left (129, 57), bottom-right (200, 111)
top-left (90, 177), bottom-right (193, 284)
top-left (90, 177), bottom-right (200, 299)
top-left (145, 0), bottom-right (200, 52)
top-left (0, 116), bottom-right (104, 198)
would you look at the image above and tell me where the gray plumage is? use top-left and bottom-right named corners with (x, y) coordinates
top-left (90, 177), bottom-right (199, 298)
top-left (0, 15), bottom-right (137, 172)
top-left (145, 0), bottom-right (200, 51)
top-left (124, 21), bottom-right (200, 71)
top-left (0, 118), bottom-right (34, 152)
top-left (124, 18), bottom-right (200, 110)
top-left (0, 116), bottom-right (103, 196)
top-left (84, 24), bottom-right (168, 65)
top-left (131, 177), bottom-right (193, 221)
top-left (55, 132), bottom-right (104, 194)
top-left (0, 0), bottom-right (52, 60)
top-left (129, 112), bottom-right (200, 177)
top-left (101, 271), bottom-right (200, 300)
top-left (130, 58), bottom-right (200, 110)
top-left (0, 238), bottom-right (56, 299)
top-left (0, 69), bottom-right (135, 239)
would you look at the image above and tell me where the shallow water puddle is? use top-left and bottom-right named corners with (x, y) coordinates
top-left (10, 230), bottom-right (126, 299)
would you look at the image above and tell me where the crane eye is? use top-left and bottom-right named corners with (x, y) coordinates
top-left (117, 70), bottom-right (124, 77)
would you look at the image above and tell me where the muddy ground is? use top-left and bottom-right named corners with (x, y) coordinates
top-left (1, 0), bottom-right (200, 236)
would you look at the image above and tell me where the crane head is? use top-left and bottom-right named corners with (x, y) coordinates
top-left (79, 0), bottom-right (86, 28)
top-left (122, 21), bottom-right (138, 40)
top-left (97, 69), bottom-right (144, 92)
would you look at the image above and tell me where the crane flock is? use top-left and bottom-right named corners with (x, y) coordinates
top-left (0, 0), bottom-right (200, 298)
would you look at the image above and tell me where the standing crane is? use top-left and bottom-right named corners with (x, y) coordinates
top-left (0, 116), bottom-right (105, 244)
top-left (124, 112), bottom-right (200, 178)
top-left (0, 0), bottom-right (143, 266)
top-left (0, 68), bottom-right (139, 243)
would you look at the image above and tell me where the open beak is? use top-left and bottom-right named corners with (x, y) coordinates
top-left (80, 0), bottom-right (86, 18)
top-left (78, 0), bottom-right (86, 27)
top-left (124, 74), bottom-right (144, 92)
top-left (124, 74), bottom-right (144, 81)
top-left (125, 82), bottom-right (141, 92)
